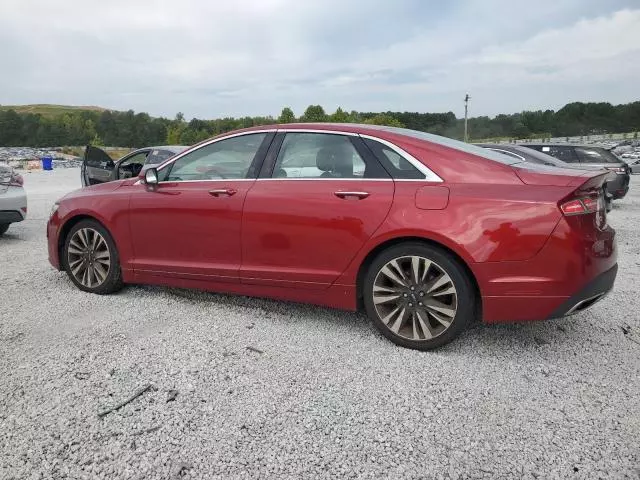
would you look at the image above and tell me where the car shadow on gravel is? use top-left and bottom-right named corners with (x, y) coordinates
top-left (135, 284), bottom-right (595, 355)
top-left (0, 232), bottom-right (25, 243)
top-left (137, 284), bottom-right (373, 329)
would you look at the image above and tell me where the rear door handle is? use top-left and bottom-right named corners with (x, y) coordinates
top-left (209, 188), bottom-right (237, 197)
top-left (334, 191), bottom-right (370, 199)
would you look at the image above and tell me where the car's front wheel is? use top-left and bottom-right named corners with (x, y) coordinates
top-left (63, 219), bottom-right (123, 294)
top-left (363, 243), bottom-right (477, 351)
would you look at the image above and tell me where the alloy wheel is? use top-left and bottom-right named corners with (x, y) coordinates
top-left (372, 255), bottom-right (458, 341)
top-left (67, 227), bottom-right (111, 288)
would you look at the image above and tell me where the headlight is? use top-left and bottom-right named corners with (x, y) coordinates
top-left (50, 202), bottom-right (60, 218)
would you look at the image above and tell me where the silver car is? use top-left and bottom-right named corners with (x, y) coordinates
top-left (0, 164), bottom-right (27, 236)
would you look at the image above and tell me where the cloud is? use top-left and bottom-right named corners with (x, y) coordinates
top-left (0, 0), bottom-right (638, 119)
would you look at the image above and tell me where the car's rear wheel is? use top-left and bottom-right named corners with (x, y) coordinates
top-left (0, 223), bottom-right (9, 236)
top-left (63, 219), bottom-right (123, 294)
top-left (363, 243), bottom-right (476, 351)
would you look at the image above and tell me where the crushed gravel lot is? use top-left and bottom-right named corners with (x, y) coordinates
top-left (1, 168), bottom-right (639, 479)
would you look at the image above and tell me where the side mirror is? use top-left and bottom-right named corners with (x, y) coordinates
top-left (144, 167), bottom-right (159, 185)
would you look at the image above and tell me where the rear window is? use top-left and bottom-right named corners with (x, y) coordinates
top-left (510, 146), bottom-right (568, 167)
top-left (362, 125), bottom-right (524, 166)
top-left (538, 145), bottom-right (578, 163)
top-left (364, 138), bottom-right (424, 179)
top-left (575, 147), bottom-right (621, 164)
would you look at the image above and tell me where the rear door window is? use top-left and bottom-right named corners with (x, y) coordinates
top-left (272, 133), bottom-right (388, 179)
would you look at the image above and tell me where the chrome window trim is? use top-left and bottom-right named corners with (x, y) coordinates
top-left (488, 148), bottom-right (526, 162)
top-left (358, 134), bottom-right (443, 183)
top-left (135, 177), bottom-right (434, 185)
top-left (256, 178), bottom-right (392, 182)
top-left (277, 129), bottom-right (359, 136)
top-left (145, 128), bottom-right (444, 184)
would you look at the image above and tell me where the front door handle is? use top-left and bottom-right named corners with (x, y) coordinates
top-left (209, 188), bottom-right (237, 197)
top-left (334, 191), bottom-right (370, 200)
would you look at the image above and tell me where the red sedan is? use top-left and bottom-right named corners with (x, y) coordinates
top-left (47, 124), bottom-right (617, 350)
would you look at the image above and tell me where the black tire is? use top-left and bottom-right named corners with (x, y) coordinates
top-left (63, 219), bottom-right (123, 294)
top-left (0, 223), bottom-right (9, 236)
top-left (363, 242), bottom-right (477, 351)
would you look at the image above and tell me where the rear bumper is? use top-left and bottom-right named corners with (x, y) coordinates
top-left (0, 186), bottom-right (27, 223)
top-left (0, 210), bottom-right (25, 223)
top-left (477, 216), bottom-right (617, 324)
top-left (547, 264), bottom-right (617, 318)
top-left (605, 174), bottom-right (630, 199)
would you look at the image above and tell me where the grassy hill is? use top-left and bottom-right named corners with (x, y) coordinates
top-left (0, 104), bottom-right (108, 117)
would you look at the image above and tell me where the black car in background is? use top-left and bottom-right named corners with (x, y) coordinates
top-left (476, 143), bottom-right (615, 211)
top-left (81, 145), bottom-right (188, 187)
top-left (475, 143), bottom-right (579, 167)
top-left (518, 143), bottom-right (630, 200)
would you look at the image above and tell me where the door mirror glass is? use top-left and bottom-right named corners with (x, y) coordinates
top-left (144, 167), bottom-right (159, 185)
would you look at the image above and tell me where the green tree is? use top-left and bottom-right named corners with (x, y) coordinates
top-left (166, 124), bottom-right (185, 144)
top-left (90, 134), bottom-right (105, 146)
top-left (363, 114), bottom-right (404, 128)
top-left (0, 110), bottom-right (25, 145)
top-left (301, 105), bottom-right (328, 122)
top-left (278, 107), bottom-right (296, 123)
top-left (330, 107), bottom-right (350, 123)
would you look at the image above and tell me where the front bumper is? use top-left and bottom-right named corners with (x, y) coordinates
top-left (47, 212), bottom-right (62, 270)
top-left (547, 264), bottom-right (617, 319)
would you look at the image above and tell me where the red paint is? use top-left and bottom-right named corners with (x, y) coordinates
top-left (241, 179), bottom-right (393, 287)
top-left (47, 123), bottom-right (617, 324)
top-left (415, 186), bottom-right (449, 210)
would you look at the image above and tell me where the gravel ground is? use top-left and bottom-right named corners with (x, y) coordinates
top-left (1, 169), bottom-right (639, 480)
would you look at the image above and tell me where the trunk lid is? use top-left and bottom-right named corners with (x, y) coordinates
top-left (513, 163), bottom-right (613, 188)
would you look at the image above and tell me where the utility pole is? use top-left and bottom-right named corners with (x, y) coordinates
top-left (464, 93), bottom-right (470, 142)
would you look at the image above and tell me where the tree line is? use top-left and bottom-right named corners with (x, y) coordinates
top-left (0, 101), bottom-right (638, 148)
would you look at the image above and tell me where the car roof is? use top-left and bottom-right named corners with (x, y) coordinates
top-left (518, 142), bottom-right (609, 148)
top-left (145, 145), bottom-right (189, 152)
top-left (233, 123), bottom-right (525, 166)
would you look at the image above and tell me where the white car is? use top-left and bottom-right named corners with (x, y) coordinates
top-left (0, 164), bottom-right (27, 236)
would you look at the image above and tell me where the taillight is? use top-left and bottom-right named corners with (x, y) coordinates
top-left (10, 173), bottom-right (23, 187)
top-left (560, 196), bottom-right (599, 216)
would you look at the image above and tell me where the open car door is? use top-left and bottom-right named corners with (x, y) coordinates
top-left (81, 145), bottom-right (115, 187)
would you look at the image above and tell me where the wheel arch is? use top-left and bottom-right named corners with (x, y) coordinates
top-left (355, 236), bottom-right (482, 321)
top-left (57, 214), bottom-right (112, 268)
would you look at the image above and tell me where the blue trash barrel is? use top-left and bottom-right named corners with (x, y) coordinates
top-left (41, 156), bottom-right (53, 170)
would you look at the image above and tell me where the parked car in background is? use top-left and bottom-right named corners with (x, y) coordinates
top-left (49, 124), bottom-right (617, 351)
top-left (0, 164), bottom-right (27, 236)
top-left (519, 143), bottom-right (630, 200)
top-left (475, 143), bottom-right (615, 211)
top-left (82, 145), bottom-right (188, 187)
top-left (621, 154), bottom-right (640, 174)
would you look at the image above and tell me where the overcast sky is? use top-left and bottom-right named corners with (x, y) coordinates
top-left (1, 0), bottom-right (639, 119)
